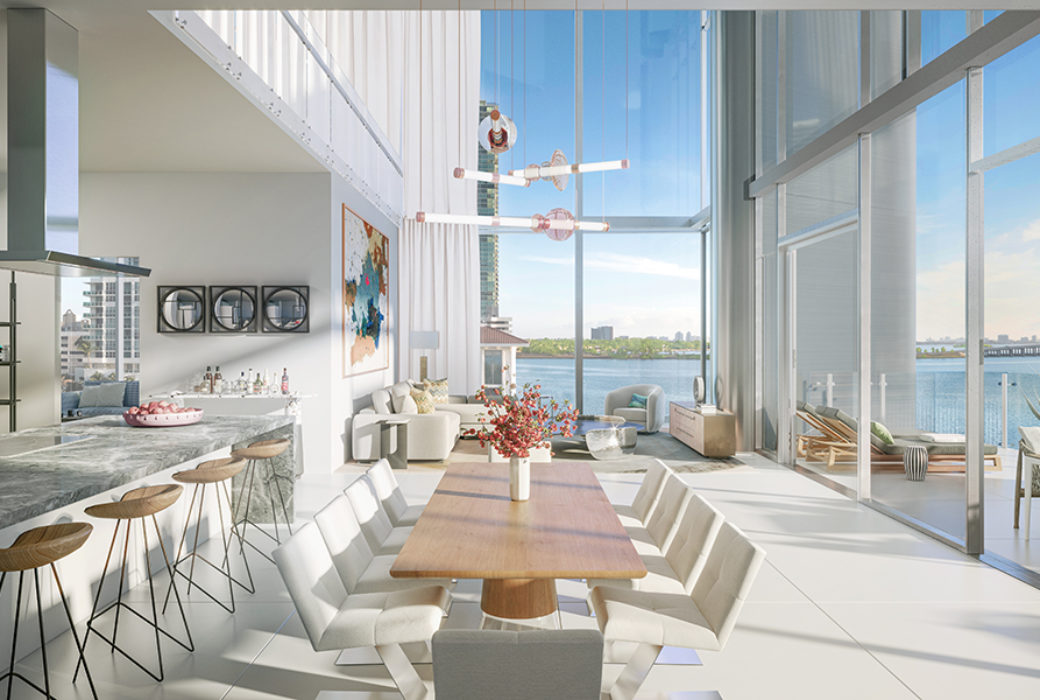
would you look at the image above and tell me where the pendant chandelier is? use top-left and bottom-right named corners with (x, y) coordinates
top-left (416, 0), bottom-right (630, 241)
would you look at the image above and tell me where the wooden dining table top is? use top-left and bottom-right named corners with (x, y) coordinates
top-left (390, 460), bottom-right (647, 581)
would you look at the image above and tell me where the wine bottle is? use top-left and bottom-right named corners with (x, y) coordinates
top-left (281, 368), bottom-right (289, 395)
top-left (204, 366), bottom-right (213, 394)
top-left (214, 366), bottom-right (223, 394)
top-left (253, 371), bottom-right (263, 395)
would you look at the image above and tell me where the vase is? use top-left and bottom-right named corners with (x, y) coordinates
top-left (509, 456), bottom-right (531, 501)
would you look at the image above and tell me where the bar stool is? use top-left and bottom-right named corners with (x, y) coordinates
top-left (164, 457), bottom-right (253, 614)
top-left (229, 438), bottom-right (292, 563)
top-left (1, 523), bottom-right (97, 699)
top-left (77, 485), bottom-right (193, 682)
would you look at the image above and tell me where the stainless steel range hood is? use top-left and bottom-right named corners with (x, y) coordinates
top-left (4, 9), bottom-right (150, 278)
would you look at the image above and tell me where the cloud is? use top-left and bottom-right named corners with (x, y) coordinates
top-left (1020, 218), bottom-right (1040, 242)
top-left (518, 252), bottom-right (699, 281)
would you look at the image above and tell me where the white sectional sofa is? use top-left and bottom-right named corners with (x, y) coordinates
top-left (351, 381), bottom-right (461, 462)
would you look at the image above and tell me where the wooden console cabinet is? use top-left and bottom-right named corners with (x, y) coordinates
top-left (669, 401), bottom-right (736, 458)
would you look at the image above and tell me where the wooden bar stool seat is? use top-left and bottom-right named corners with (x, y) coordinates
top-left (77, 484), bottom-right (193, 683)
top-left (229, 438), bottom-right (293, 563)
top-left (165, 457), bottom-right (253, 614)
top-left (1, 523), bottom-right (98, 699)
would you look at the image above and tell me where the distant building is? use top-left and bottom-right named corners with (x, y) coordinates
top-left (485, 316), bottom-right (513, 332)
top-left (481, 325), bottom-right (528, 389)
top-left (997, 334), bottom-right (1010, 344)
top-left (674, 331), bottom-right (684, 342)
top-left (591, 325), bottom-right (614, 340)
top-left (82, 268), bottom-right (141, 379)
top-left (478, 101), bottom-right (500, 323)
top-left (59, 310), bottom-right (90, 383)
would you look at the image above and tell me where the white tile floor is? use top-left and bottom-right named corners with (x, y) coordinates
top-left (6, 452), bottom-right (1040, 699)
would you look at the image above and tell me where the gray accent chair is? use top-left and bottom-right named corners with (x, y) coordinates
top-left (605, 384), bottom-right (665, 433)
top-left (431, 629), bottom-right (604, 700)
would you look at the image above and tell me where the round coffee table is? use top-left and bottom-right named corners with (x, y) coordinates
top-left (566, 415), bottom-right (636, 460)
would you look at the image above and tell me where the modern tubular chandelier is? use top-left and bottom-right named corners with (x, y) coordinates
top-left (416, 0), bottom-right (631, 240)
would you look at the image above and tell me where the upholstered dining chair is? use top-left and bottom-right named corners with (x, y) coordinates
top-left (431, 629), bottom-right (604, 700)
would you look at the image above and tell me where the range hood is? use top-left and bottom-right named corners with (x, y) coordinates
top-left (4, 9), bottom-right (150, 278)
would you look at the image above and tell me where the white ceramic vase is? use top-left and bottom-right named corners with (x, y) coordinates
top-left (509, 456), bottom-right (531, 501)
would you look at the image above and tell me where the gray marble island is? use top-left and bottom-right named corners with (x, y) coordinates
top-left (0, 414), bottom-right (296, 530)
top-left (0, 414), bottom-right (297, 664)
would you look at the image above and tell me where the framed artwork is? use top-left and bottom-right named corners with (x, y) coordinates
top-left (342, 205), bottom-right (390, 377)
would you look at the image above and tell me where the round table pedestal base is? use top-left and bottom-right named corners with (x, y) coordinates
top-left (480, 578), bottom-right (558, 619)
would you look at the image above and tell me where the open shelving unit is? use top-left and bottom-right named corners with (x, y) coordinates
top-left (1, 272), bottom-right (19, 432)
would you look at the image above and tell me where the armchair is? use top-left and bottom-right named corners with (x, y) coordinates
top-left (605, 384), bottom-right (665, 433)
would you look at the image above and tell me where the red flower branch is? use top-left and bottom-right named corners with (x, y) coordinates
top-left (464, 384), bottom-right (579, 459)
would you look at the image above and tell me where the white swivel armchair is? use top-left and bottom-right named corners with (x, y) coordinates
top-left (604, 384), bottom-right (666, 433)
top-left (273, 523), bottom-right (449, 700)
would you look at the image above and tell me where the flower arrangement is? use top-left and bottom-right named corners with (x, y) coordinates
top-left (465, 383), bottom-right (579, 458)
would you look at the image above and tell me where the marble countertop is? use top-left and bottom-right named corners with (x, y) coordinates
top-left (0, 414), bottom-right (295, 531)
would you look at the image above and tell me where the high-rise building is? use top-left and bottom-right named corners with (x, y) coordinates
top-left (81, 261), bottom-right (141, 380)
top-left (478, 100), bottom-right (500, 322)
top-left (591, 326), bottom-right (614, 340)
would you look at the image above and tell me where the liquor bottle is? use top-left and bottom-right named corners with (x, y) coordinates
top-left (238, 371), bottom-right (247, 393)
top-left (261, 370), bottom-right (270, 394)
top-left (213, 366), bottom-right (223, 394)
top-left (281, 368), bottom-right (289, 395)
top-left (253, 371), bottom-right (263, 395)
top-left (203, 366), bottom-right (213, 394)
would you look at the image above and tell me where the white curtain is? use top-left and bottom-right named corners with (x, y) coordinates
top-left (321, 10), bottom-right (482, 394)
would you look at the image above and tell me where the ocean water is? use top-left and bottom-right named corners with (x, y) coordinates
top-left (517, 355), bottom-right (1040, 445)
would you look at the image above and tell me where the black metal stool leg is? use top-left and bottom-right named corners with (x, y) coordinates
top-left (74, 524), bottom-right (119, 682)
top-left (32, 570), bottom-right (49, 699)
top-left (52, 563), bottom-right (98, 700)
top-left (109, 521), bottom-right (131, 653)
top-left (5, 571), bottom-right (19, 700)
top-left (163, 483), bottom-right (199, 613)
top-left (227, 459), bottom-right (278, 564)
top-left (151, 515), bottom-right (194, 654)
top-left (222, 481), bottom-right (255, 594)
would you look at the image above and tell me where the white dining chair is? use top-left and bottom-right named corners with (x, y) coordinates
top-left (272, 523), bottom-right (449, 700)
top-left (344, 476), bottom-right (411, 555)
top-left (613, 460), bottom-right (670, 529)
top-left (431, 629), bottom-right (604, 700)
top-left (367, 459), bottom-right (423, 527)
top-left (590, 521), bottom-right (766, 700)
top-left (314, 494), bottom-right (451, 595)
top-left (633, 473), bottom-right (694, 556)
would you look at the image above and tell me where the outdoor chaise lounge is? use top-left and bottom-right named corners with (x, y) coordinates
top-left (795, 402), bottom-right (1002, 473)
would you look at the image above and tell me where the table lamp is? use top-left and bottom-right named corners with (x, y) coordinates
top-left (410, 330), bottom-right (440, 381)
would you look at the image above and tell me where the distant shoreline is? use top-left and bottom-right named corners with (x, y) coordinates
top-left (518, 354), bottom-right (709, 360)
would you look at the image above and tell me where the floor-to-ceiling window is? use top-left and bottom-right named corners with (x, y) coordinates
top-left (753, 9), bottom-right (1040, 585)
top-left (480, 8), bottom-right (711, 413)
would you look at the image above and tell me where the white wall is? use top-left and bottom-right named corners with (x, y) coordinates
top-left (79, 171), bottom-right (396, 473)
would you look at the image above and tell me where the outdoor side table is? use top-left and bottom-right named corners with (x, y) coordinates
top-left (903, 445), bottom-right (928, 481)
top-left (379, 418), bottom-right (410, 470)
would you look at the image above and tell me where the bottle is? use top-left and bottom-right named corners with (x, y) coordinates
top-left (261, 369), bottom-right (270, 394)
top-left (238, 371), bottom-right (247, 393)
top-left (203, 366), bottom-right (213, 394)
top-left (281, 368), bottom-right (289, 395)
top-left (213, 366), bottom-right (223, 394)
top-left (253, 371), bottom-right (263, 395)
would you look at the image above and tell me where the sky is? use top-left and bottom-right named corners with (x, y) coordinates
top-left (482, 9), bottom-right (1040, 342)
top-left (481, 10), bottom-right (705, 339)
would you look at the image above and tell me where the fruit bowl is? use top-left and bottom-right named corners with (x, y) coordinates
top-left (123, 408), bottom-right (203, 428)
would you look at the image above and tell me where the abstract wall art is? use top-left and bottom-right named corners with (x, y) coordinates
top-left (342, 205), bottom-right (390, 377)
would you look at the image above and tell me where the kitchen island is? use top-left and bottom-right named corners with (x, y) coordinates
top-left (0, 414), bottom-right (297, 662)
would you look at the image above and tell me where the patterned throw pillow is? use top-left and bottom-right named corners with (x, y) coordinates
top-left (424, 377), bottom-right (450, 404)
top-left (628, 392), bottom-right (648, 409)
top-left (871, 420), bottom-right (895, 446)
top-left (411, 388), bottom-right (435, 414)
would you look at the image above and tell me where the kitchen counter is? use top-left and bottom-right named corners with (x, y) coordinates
top-left (0, 414), bottom-right (294, 530)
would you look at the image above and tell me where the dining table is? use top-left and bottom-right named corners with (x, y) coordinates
top-left (390, 460), bottom-right (647, 620)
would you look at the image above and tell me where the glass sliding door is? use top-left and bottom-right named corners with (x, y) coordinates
top-left (868, 82), bottom-right (968, 542)
top-left (788, 228), bottom-right (860, 493)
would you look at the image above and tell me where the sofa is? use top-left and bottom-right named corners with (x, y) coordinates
top-left (61, 380), bottom-right (140, 419)
top-left (351, 381), bottom-right (461, 462)
top-left (604, 384), bottom-right (666, 433)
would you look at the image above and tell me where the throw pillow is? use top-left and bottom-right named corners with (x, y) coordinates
top-left (411, 388), bottom-right (435, 414)
top-left (78, 382), bottom-right (127, 408)
top-left (628, 393), bottom-right (648, 409)
top-left (424, 377), bottom-right (450, 404)
top-left (394, 394), bottom-right (419, 414)
top-left (871, 420), bottom-right (895, 446)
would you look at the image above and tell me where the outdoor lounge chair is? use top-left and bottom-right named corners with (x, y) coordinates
top-left (798, 405), bottom-right (1001, 473)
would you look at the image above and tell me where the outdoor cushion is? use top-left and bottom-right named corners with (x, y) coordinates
top-left (871, 421), bottom-right (895, 446)
top-left (815, 405), bottom-right (839, 419)
top-left (78, 382), bottom-right (127, 408)
top-left (919, 433), bottom-right (966, 443)
top-left (1020, 426), bottom-right (1040, 454)
top-left (882, 438), bottom-right (998, 456)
